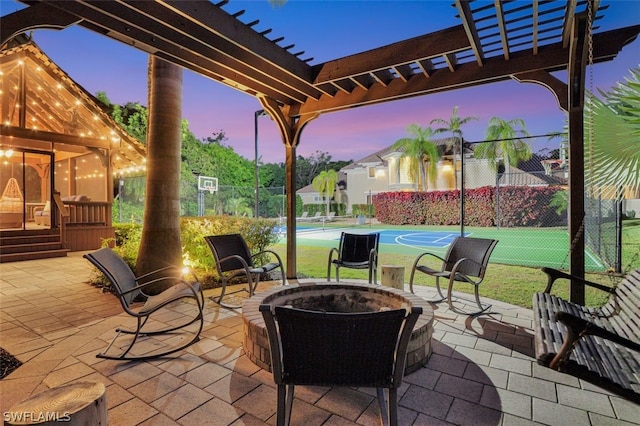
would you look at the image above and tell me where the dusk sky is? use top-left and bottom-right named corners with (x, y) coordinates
top-left (3, 0), bottom-right (639, 164)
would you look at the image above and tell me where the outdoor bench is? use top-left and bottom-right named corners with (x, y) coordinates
top-left (532, 267), bottom-right (640, 403)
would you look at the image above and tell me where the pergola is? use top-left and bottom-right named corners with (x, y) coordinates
top-left (2, 0), bottom-right (638, 303)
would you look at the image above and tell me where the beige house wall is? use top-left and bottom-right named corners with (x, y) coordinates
top-left (461, 158), bottom-right (496, 188)
top-left (341, 155), bottom-right (497, 213)
top-left (343, 164), bottom-right (388, 212)
top-left (299, 191), bottom-right (321, 207)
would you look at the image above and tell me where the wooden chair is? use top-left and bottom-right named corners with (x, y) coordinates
top-left (84, 247), bottom-right (204, 360)
top-left (533, 268), bottom-right (640, 403)
top-left (260, 304), bottom-right (422, 426)
top-left (409, 237), bottom-right (498, 315)
top-left (205, 234), bottom-right (285, 308)
top-left (327, 232), bottom-right (380, 284)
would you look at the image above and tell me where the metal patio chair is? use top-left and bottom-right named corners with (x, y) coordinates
top-left (84, 247), bottom-right (204, 361)
top-left (260, 304), bottom-right (422, 426)
top-left (409, 236), bottom-right (498, 315)
top-left (205, 233), bottom-right (285, 308)
top-left (327, 232), bottom-right (380, 284)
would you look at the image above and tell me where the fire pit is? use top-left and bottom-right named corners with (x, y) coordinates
top-left (242, 282), bottom-right (433, 374)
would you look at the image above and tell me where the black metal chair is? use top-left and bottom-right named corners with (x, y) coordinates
top-left (409, 237), bottom-right (498, 315)
top-left (205, 234), bottom-right (285, 308)
top-left (327, 232), bottom-right (380, 284)
top-left (84, 247), bottom-right (204, 360)
top-left (260, 304), bottom-right (422, 426)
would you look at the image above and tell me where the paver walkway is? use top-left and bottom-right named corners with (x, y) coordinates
top-left (1, 253), bottom-right (638, 425)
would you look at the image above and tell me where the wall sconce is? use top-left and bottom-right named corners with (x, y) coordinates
top-left (0, 149), bottom-right (14, 158)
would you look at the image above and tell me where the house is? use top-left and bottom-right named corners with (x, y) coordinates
top-left (339, 138), bottom-right (496, 213)
top-left (0, 37), bottom-right (146, 261)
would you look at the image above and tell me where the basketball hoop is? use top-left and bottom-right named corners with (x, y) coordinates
top-left (197, 176), bottom-right (218, 194)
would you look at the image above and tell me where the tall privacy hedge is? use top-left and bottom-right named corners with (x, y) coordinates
top-left (373, 186), bottom-right (564, 227)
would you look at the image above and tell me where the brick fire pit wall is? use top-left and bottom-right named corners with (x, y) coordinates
top-left (242, 282), bottom-right (434, 374)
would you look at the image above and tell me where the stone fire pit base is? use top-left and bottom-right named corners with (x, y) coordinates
top-left (242, 282), bottom-right (434, 374)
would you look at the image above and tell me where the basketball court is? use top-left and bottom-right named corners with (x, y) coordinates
top-left (276, 224), bottom-right (607, 272)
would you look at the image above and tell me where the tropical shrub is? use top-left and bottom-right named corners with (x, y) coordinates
top-left (99, 216), bottom-right (279, 287)
top-left (374, 186), bottom-right (564, 227)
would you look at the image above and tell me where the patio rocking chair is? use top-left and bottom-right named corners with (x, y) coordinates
top-left (205, 234), bottom-right (285, 309)
top-left (327, 232), bottom-right (380, 284)
top-left (409, 237), bottom-right (498, 315)
top-left (84, 247), bottom-right (205, 361)
top-left (260, 304), bottom-right (422, 426)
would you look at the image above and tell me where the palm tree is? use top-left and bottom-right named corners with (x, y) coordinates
top-left (312, 169), bottom-right (338, 216)
top-left (136, 57), bottom-right (183, 293)
top-left (430, 106), bottom-right (478, 188)
top-left (586, 68), bottom-right (640, 196)
top-left (474, 117), bottom-right (532, 184)
top-left (392, 124), bottom-right (440, 191)
top-left (226, 197), bottom-right (251, 217)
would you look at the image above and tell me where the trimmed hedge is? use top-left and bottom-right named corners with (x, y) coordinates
top-left (373, 186), bottom-right (564, 227)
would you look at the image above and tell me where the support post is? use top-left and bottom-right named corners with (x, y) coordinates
top-left (254, 109), bottom-right (265, 218)
top-left (259, 97), bottom-right (319, 280)
top-left (460, 137), bottom-right (465, 237)
top-left (567, 12), bottom-right (589, 305)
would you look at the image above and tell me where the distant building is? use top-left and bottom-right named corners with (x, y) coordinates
top-left (296, 139), bottom-right (571, 214)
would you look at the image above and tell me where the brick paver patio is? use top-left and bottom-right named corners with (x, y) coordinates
top-left (1, 253), bottom-right (638, 425)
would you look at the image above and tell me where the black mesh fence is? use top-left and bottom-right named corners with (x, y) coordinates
top-left (583, 194), bottom-right (622, 272)
top-left (465, 136), bottom-right (621, 272)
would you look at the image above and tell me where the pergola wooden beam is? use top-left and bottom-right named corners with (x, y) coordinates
top-left (0, 2), bottom-right (80, 47)
top-left (13, 0), bottom-right (321, 105)
top-left (297, 25), bottom-right (639, 117)
top-left (454, 0), bottom-right (485, 66)
top-left (314, 25), bottom-right (471, 84)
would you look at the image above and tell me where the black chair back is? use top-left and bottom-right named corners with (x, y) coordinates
top-left (84, 247), bottom-right (140, 307)
top-left (277, 307), bottom-right (404, 387)
top-left (444, 237), bottom-right (498, 278)
top-left (339, 232), bottom-right (380, 264)
top-left (205, 234), bottom-right (254, 272)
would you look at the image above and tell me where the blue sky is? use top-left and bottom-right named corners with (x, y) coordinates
top-left (3, 0), bottom-right (639, 163)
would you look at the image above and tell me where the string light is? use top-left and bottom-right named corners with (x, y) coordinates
top-left (0, 46), bottom-right (147, 178)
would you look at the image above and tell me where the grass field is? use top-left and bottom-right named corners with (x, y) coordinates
top-left (271, 219), bottom-right (640, 309)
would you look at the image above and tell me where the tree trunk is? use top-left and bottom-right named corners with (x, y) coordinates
top-left (137, 56), bottom-right (183, 293)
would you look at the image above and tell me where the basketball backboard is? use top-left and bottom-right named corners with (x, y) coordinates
top-left (198, 176), bottom-right (218, 193)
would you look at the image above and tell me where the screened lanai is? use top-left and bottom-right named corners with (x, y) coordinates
top-left (2, 0), bottom-right (638, 301)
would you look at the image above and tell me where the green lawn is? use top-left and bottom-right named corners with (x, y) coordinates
top-left (271, 219), bottom-right (640, 309)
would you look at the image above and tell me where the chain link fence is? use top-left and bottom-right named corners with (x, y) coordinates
top-left (112, 136), bottom-right (623, 273)
top-left (113, 178), bottom-right (285, 223)
top-left (470, 136), bottom-right (621, 273)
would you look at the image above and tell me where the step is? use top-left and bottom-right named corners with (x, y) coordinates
top-left (0, 230), bottom-right (60, 246)
top-left (0, 241), bottom-right (64, 254)
top-left (0, 249), bottom-right (69, 263)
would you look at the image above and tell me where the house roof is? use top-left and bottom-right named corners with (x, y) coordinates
top-left (341, 137), bottom-right (470, 171)
top-left (0, 38), bottom-right (146, 174)
top-left (498, 153), bottom-right (567, 186)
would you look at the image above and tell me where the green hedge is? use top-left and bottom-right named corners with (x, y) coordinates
top-left (107, 216), bottom-right (279, 277)
top-left (373, 186), bottom-right (564, 227)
